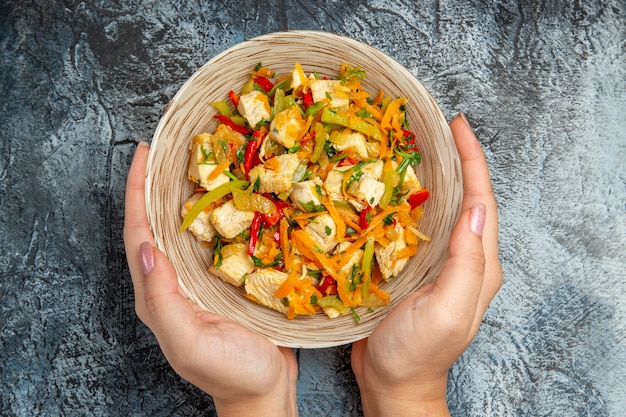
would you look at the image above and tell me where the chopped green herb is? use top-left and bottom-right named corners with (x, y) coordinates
top-left (383, 213), bottom-right (395, 226)
top-left (212, 239), bottom-right (224, 269)
top-left (351, 307), bottom-right (361, 325)
top-left (356, 108), bottom-right (372, 119)
top-left (306, 269), bottom-right (322, 279)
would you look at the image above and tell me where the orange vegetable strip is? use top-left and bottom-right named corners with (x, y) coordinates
top-left (207, 159), bottom-right (231, 181)
top-left (275, 269), bottom-right (301, 298)
top-left (292, 230), bottom-right (339, 277)
top-left (334, 233), bottom-right (370, 268)
top-left (336, 275), bottom-right (357, 307)
top-left (343, 216), bottom-right (362, 235)
top-left (381, 97), bottom-right (407, 130)
top-left (396, 245), bottom-right (418, 260)
top-left (264, 157), bottom-right (280, 171)
top-left (369, 283), bottom-right (390, 303)
top-left (323, 197), bottom-right (346, 243)
top-left (375, 235), bottom-right (391, 247)
top-left (405, 227), bottom-right (418, 246)
top-left (297, 115), bottom-right (314, 142)
top-left (367, 204), bottom-right (409, 233)
top-left (371, 88), bottom-right (385, 105)
top-left (334, 204), bottom-right (408, 268)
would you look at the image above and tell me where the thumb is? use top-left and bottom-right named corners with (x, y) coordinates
top-left (138, 241), bottom-right (195, 333)
top-left (430, 203), bottom-right (486, 334)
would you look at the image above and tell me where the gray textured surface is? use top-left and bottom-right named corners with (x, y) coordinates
top-left (1, 1), bottom-right (625, 416)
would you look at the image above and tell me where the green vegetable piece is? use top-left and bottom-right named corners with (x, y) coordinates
top-left (211, 101), bottom-right (233, 117)
top-left (310, 122), bottom-right (326, 163)
top-left (321, 108), bottom-right (383, 141)
top-left (180, 180), bottom-right (249, 232)
top-left (318, 295), bottom-right (345, 312)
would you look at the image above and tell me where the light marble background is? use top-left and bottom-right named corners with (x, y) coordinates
top-left (1, 1), bottom-right (624, 416)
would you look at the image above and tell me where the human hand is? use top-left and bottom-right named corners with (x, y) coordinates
top-left (124, 142), bottom-right (298, 417)
top-left (351, 114), bottom-right (503, 416)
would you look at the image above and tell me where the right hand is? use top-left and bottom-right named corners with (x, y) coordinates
top-left (351, 113), bottom-right (503, 416)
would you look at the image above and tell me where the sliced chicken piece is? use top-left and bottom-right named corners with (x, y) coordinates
top-left (210, 200), bottom-right (255, 239)
top-left (180, 192), bottom-right (216, 242)
top-left (209, 243), bottom-right (255, 286)
top-left (244, 269), bottom-right (289, 313)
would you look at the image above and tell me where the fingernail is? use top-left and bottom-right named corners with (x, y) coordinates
top-left (140, 241), bottom-right (154, 275)
top-left (469, 203), bottom-right (486, 237)
top-left (453, 112), bottom-right (471, 129)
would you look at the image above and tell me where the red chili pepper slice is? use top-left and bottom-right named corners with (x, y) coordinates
top-left (248, 212), bottom-right (263, 255)
top-left (403, 130), bottom-right (419, 150)
top-left (213, 114), bottom-right (251, 135)
top-left (261, 196), bottom-right (289, 227)
top-left (253, 77), bottom-right (274, 93)
top-left (303, 90), bottom-right (314, 109)
top-left (338, 157), bottom-right (358, 167)
top-left (359, 207), bottom-right (372, 229)
top-left (408, 189), bottom-right (430, 208)
top-left (243, 138), bottom-right (261, 175)
top-left (317, 276), bottom-right (336, 295)
top-left (228, 90), bottom-right (240, 107)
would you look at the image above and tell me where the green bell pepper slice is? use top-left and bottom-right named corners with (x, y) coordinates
top-left (180, 180), bottom-right (249, 232)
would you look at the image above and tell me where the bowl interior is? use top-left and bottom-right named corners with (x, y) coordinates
top-left (146, 30), bottom-right (462, 348)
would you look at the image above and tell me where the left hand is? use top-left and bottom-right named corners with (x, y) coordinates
top-left (124, 142), bottom-right (298, 417)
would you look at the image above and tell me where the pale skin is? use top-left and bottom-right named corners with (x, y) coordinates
top-left (124, 112), bottom-right (502, 416)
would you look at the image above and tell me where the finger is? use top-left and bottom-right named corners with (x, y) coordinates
top-left (450, 114), bottom-right (502, 304)
top-left (124, 141), bottom-right (153, 244)
top-left (123, 142), bottom-right (154, 304)
top-left (450, 114), bottom-right (495, 208)
top-left (431, 203), bottom-right (486, 337)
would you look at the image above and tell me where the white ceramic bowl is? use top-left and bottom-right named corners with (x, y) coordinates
top-left (146, 30), bottom-right (462, 348)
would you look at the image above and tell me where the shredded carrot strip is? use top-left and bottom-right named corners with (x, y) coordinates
top-left (207, 159), bottom-right (230, 181)
top-left (369, 283), bottom-right (390, 303)
top-left (275, 270), bottom-right (301, 298)
top-left (324, 197), bottom-right (346, 242)
top-left (342, 216), bottom-right (361, 235)
top-left (367, 204), bottom-right (409, 233)
top-left (381, 97), bottom-right (406, 130)
top-left (371, 88), bottom-right (385, 105)
top-left (334, 233), bottom-right (369, 268)
top-left (350, 91), bottom-right (370, 101)
top-left (292, 230), bottom-right (339, 277)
